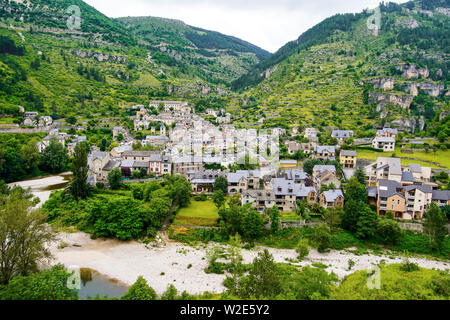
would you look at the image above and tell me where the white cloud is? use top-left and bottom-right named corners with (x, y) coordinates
top-left (84, 0), bottom-right (408, 52)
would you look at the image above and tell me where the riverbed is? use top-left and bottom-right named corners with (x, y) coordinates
top-left (8, 173), bottom-right (72, 206)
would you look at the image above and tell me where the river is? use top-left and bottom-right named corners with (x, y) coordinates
top-left (8, 173), bottom-right (72, 207)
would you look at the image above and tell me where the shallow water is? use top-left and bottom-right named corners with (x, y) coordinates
top-left (78, 268), bottom-right (129, 300)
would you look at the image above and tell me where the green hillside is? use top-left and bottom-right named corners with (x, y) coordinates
top-left (116, 16), bottom-right (270, 85)
top-left (0, 0), bottom-right (269, 118)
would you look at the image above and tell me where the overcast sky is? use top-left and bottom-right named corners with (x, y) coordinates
top-left (84, 0), bottom-right (408, 53)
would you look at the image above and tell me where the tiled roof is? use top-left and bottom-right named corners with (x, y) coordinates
top-left (322, 189), bottom-right (344, 202)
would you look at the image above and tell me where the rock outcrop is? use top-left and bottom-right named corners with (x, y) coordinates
top-left (390, 116), bottom-right (425, 133)
top-left (396, 64), bottom-right (429, 79)
top-left (370, 92), bottom-right (413, 110)
top-left (369, 78), bottom-right (395, 90)
top-left (408, 82), bottom-right (445, 97)
top-left (72, 50), bottom-right (127, 63)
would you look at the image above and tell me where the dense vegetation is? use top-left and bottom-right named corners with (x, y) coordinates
top-left (230, 0), bottom-right (449, 139)
top-left (0, 133), bottom-right (69, 182)
top-left (43, 176), bottom-right (192, 240)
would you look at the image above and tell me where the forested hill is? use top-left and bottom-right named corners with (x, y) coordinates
top-left (116, 16), bottom-right (270, 61)
top-left (233, 0), bottom-right (450, 91)
top-left (231, 0), bottom-right (449, 139)
top-left (231, 12), bottom-right (366, 91)
top-left (115, 16), bottom-right (270, 84)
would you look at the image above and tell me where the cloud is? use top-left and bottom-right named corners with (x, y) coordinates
top-left (84, 0), bottom-right (408, 52)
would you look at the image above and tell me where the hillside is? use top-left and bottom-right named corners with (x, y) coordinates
top-left (230, 0), bottom-right (449, 138)
top-left (0, 0), bottom-right (269, 119)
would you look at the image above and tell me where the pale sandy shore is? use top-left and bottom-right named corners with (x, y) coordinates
top-left (8, 173), bottom-right (71, 207)
top-left (49, 232), bottom-right (450, 296)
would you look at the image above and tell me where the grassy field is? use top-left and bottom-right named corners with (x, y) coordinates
top-left (280, 212), bottom-right (302, 221)
top-left (357, 148), bottom-right (450, 169)
top-left (173, 200), bottom-right (219, 227)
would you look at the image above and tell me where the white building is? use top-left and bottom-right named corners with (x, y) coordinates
top-left (372, 136), bottom-right (395, 152)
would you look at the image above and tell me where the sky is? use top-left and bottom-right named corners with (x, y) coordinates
top-left (84, 0), bottom-right (408, 53)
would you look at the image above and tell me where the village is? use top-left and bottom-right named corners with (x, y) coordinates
top-left (24, 100), bottom-right (449, 223)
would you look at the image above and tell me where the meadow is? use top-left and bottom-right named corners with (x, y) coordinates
top-left (173, 200), bottom-right (219, 227)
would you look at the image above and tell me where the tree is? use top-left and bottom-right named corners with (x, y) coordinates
top-left (0, 265), bottom-right (78, 300)
top-left (213, 189), bottom-right (225, 209)
top-left (341, 199), bottom-right (360, 232)
top-left (345, 177), bottom-right (368, 204)
top-left (167, 175), bottom-right (191, 208)
top-left (214, 176), bottom-right (228, 194)
top-left (355, 205), bottom-right (378, 239)
top-left (41, 139), bottom-right (69, 174)
top-left (0, 187), bottom-right (54, 285)
top-left (376, 217), bottom-right (402, 244)
top-left (88, 197), bottom-right (146, 240)
top-left (70, 142), bottom-right (90, 200)
top-left (283, 266), bottom-right (337, 300)
top-left (303, 159), bottom-right (323, 175)
top-left (323, 209), bottom-right (342, 234)
top-left (354, 166), bottom-right (366, 186)
top-left (20, 138), bottom-right (40, 173)
top-left (296, 239), bottom-right (310, 261)
top-left (241, 210), bottom-right (264, 240)
top-left (161, 284), bottom-right (178, 300)
top-left (121, 276), bottom-right (157, 300)
top-left (313, 224), bottom-right (332, 253)
top-left (66, 116), bottom-right (77, 125)
top-left (293, 150), bottom-right (306, 161)
top-left (270, 206), bottom-right (280, 234)
top-left (423, 203), bottom-right (448, 251)
top-left (108, 167), bottom-right (122, 190)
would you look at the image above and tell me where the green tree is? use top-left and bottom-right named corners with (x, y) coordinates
top-left (161, 284), bottom-right (178, 300)
top-left (344, 177), bottom-right (368, 204)
top-left (234, 250), bottom-right (281, 299)
top-left (323, 209), bottom-right (342, 234)
top-left (355, 205), bottom-right (378, 239)
top-left (121, 276), bottom-right (157, 300)
top-left (41, 139), bottom-right (69, 174)
top-left (281, 266), bottom-right (338, 300)
top-left (270, 206), bottom-right (280, 234)
top-left (341, 199), bottom-right (360, 232)
top-left (70, 142), bottom-right (90, 200)
top-left (313, 224), bottom-right (332, 253)
top-left (0, 265), bottom-right (78, 300)
top-left (213, 189), bottom-right (225, 209)
top-left (296, 239), bottom-right (310, 261)
top-left (20, 138), bottom-right (41, 173)
top-left (354, 166), bottom-right (366, 186)
top-left (214, 176), bottom-right (228, 194)
top-left (376, 217), bottom-right (402, 244)
top-left (423, 203), bottom-right (448, 251)
top-left (241, 210), bottom-right (264, 240)
top-left (303, 159), bottom-right (323, 175)
top-left (167, 175), bottom-right (191, 208)
top-left (0, 187), bottom-right (54, 285)
top-left (108, 167), bottom-right (122, 190)
top-left (88, 197), bottom-right (145, 240)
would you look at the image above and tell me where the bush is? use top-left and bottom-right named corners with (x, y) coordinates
top-left (296, 239), bottom-right (310, 260)
top-left (194, 193), bottom-right (208, 201)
